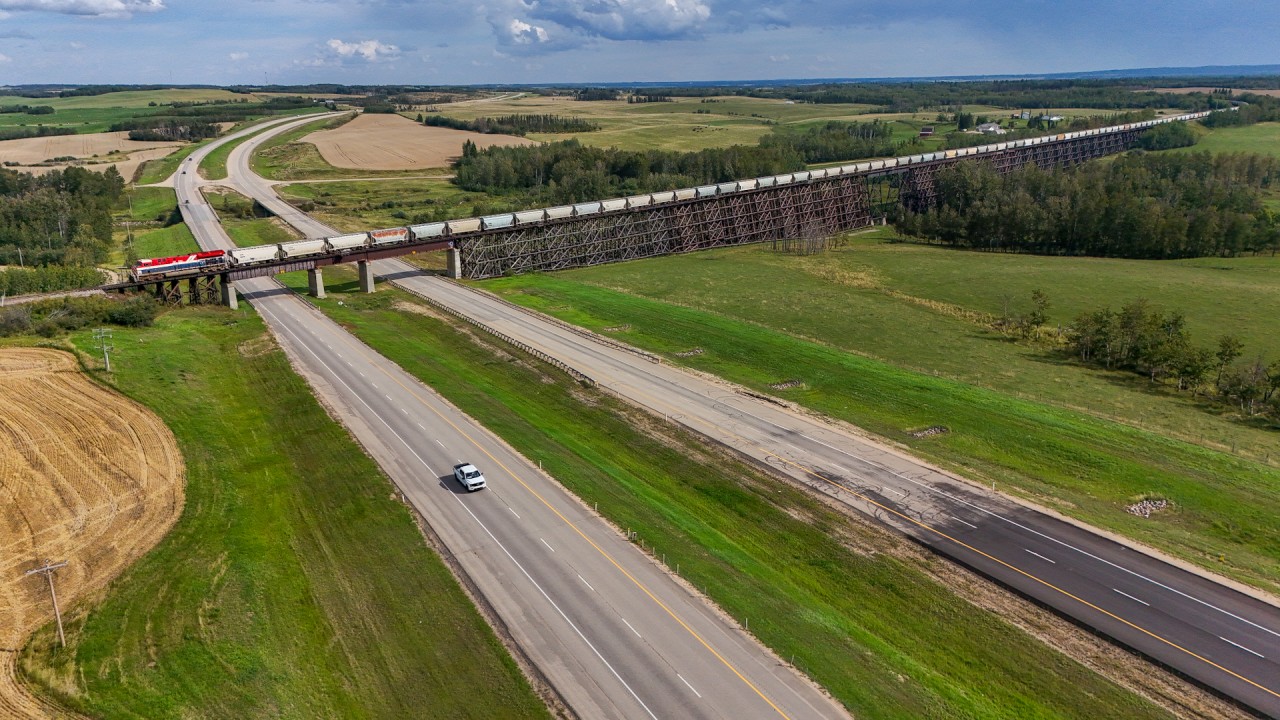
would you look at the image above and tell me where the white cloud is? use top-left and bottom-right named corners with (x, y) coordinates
top-left (69, 40), bottom-right (85, 49)
top-left (324, 38), bottom-right (399, 62)
top-left (229, 51), bottom-right (248, 61)
top-left (769, 53), bottom-right (789, 62)
top-left (507, 18), bottom-right (548, 45)
top-left (0, 0), bottom-right (164, 18)
top-left (0, 52), bottom-right (11, 62)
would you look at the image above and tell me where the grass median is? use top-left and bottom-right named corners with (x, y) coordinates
top-left (17, 306), bottom-right (547, 719)
top-left (280, 266), bottom-right (1176, 719)
top-left (481, 248), bottom-right (1280, 595)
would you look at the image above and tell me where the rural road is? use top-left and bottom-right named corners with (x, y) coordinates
top-left (224, 114), bottom-right (1280, 718)
top-left (189, 116), bottom-right (850, 719)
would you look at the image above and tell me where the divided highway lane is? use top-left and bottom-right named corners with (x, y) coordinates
top-left (187, 119), bottom-right (848, 719)
top-left (224, 115), bottom-right (1280, 714)
top-left (378, 267), bottom-right (1280, 718)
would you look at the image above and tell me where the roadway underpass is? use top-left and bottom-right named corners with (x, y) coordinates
top-left (223, 114), bottom-right (1280, 718)
top-left (183, 114), bottom-right (850, 720)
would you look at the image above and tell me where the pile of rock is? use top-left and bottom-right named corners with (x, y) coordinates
top-left (675, 347), bottom-right (704, 357)
top-left (909, 425), bottom-right (949, 439)
top-left (770, 379), bottom-right (805, 390)
top-left (1125, 498), bottom-right (1170, 518)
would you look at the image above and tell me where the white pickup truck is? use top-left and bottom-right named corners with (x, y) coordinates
top-left (452, 463), bottom-right (487, 492)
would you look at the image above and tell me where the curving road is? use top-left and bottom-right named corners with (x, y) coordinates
top-left (218, 115), bottom-right (1280, 718)
top-left (184, 118), bottom-right (848, 719)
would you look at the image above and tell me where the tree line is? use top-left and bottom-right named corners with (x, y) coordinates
top-left (891, 151), bottom-right (1280, 258)
top-left (759, 120), bottom-right (897, 163)
top-left (422, 113), bottom-right (599, 136)
top-left (453, 139), bottom-right (803, 204)
top-left (0, 166), bottom-right (124, 267)
top-left (0, 265), bottom-right (101, 297)
top-left (451, 118), bottom-right (917, 204)
top-left (0, 294), bottom-right (158, 337)
top-left (1065, 298), bottom-right (1279, 419)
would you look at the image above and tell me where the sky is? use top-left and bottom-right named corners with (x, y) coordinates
top-left (0, 0), bottom-right (1277, 86)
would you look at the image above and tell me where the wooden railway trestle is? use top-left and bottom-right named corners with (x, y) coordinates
top-left (457, 128), bottom-right (1145, 279)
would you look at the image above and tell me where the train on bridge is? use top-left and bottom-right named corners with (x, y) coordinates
top-left (130, 111), bottom-right (1212, 283)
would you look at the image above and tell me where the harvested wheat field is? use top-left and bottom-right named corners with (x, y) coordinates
top-left (303, 113), bottom-right (533, 170)
top-left (0, 132), bottom-right (183, 180)
top-left (0, 349), bottom-right (184, 719)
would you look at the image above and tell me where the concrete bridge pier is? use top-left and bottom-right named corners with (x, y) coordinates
top-left (307, 267), bottom-right (326, 298)
top-left (358, 260), bottom-right (375, 293)
top-left (220, 275), bottom-right (238, 310)
top-left (446, 248), bottom-right (462, 279)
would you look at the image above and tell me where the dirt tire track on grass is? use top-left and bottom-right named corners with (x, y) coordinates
top-left (0, 349), bottom-right (184, 719)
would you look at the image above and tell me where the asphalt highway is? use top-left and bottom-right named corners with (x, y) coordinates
top-left (185, 117), bottom-right (849, 719)
top-left (379, 268), bottom-right (1280, 717)
top-left (223, 115), bottom-right (1280, 717)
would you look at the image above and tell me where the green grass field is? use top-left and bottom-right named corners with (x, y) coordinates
top-left (0, 89), bottom-right (322, 135)
top-left (17, 307), bottom-right (547, 719)
top-left (279, 266), bottom-right (1173, 719)
top-left (279, 178), bottom-right (482, 231)
top-left (1177, 121), bottom-right (1280, 157)
top-left (478, 236), bottom-right (1280, 594)
top-left (108, 187), bottom-right (196, 266)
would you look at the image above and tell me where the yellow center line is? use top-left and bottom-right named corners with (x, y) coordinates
top-left (611, 378), bottom-right (1280, 703)
top-left (289, 296), bottom-right (796, 720)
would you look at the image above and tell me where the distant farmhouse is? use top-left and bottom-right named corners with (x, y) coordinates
top-left (977, 122), bottom-right (1007, 134)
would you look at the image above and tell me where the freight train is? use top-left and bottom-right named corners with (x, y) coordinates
top-left (130, 110), bottom-right (1213, 283)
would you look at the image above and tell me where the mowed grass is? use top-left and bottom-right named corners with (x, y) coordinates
top-left (480, 242), bottom-right (1280, 593)
top-left (18, 307), bottom-right (547, 719)
top-left (280, 266), bottom-right (1172, 720)
top-left (205, 188), bottom-right (301, 247)
top-left (1176, 121), bottom-right (1280, 157)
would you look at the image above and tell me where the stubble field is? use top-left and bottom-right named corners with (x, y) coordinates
top-left (0, 348), bottom-right (184, 719)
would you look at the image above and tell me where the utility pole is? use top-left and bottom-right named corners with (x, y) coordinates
top-left (92, 328), bottom-right (114, 373)
top-left (25, 560), bottom-right (69, 648)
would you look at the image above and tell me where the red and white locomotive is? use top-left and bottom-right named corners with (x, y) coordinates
top-left (131, 250), bottom-right (229, 281)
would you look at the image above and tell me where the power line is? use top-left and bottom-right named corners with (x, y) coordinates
top-left (92, 328), bottom-right (114, 373)
top-left (24, 560), bottom-right (69, 648)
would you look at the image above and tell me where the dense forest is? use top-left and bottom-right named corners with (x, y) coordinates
top-left (891, 152), bottom-right (1280, 258)
top-left (759, 120), bottom-right (897, 163)
top-left (453, 139), bottom-right (803, 203)
top-left (0, 166), bottom-right (124, 266)
top-left (423, 113), bottom-right (599, 135)
top-left (451, 119), bottom-right (921, 203)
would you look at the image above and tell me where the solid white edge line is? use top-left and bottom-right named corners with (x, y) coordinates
top-left (672, 374), bottom-right (1280, 641)
top-left (256, 299), bottom-right (658, 720)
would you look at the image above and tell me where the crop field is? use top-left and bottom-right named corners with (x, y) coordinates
top-left (0, 89), bottom-right (254, 135)
top-left (252, 115), bottom-right (450, 181)
top-left (0, 348), bottom-right (184, 720)
top-left (305, 113), bottom-right (533, 170)
top-left (0, 131), bottom-right (183, 179)
top-left (16, 308), bottom-right (547, 719)
top-left (479, 234), bottom-right (1280, 594)
top-left (277, 266), bottom-right (1216, 719)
